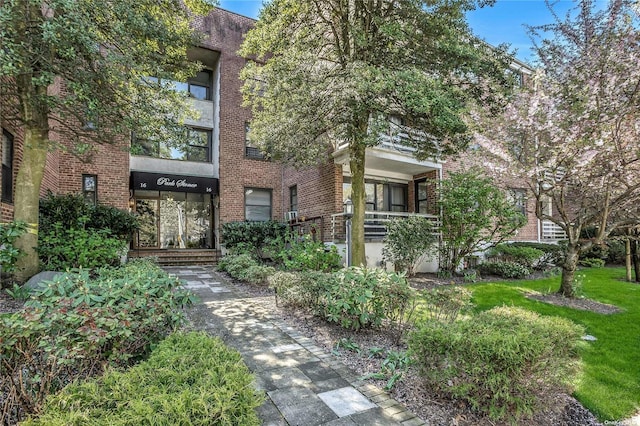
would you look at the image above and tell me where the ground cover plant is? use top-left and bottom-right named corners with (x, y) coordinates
top-left (23, 332), bottom-right (262, 426)
top-left (0, 259), bottom-right (195, 423)
top-left (468, 267), bottom-right (640, 422)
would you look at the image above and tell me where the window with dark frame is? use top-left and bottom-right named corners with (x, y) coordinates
top-left (132, 128), bottom-right (212, 162)
top-left (415, 179), bottom-right (429, 214)
top-left (245, 187), bottom-right (272, 221)
top-left (244, 122), bottom-right (266, 160)
top-left (509, 188), bottom-right (527, 216)
top-left (144, 69), bottom-right (213, 101)
top-left (83, 174), bottom-right (97, 205)
top-left (343, 177), bottom-right (408, 212)
top-left (1, 129), bottom-right (13, 203)
top-left (289, 185), bottom-right (298, 213)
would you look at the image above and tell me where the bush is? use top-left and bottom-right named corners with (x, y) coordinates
top-left (38, 194), bottom-right (138, 271)
top-left (218, 253), bottom-right (275, 285)
top-left (479, 261), bottom-right (530, 279)
top-left (487, 244), bottom-right (544, 269)
top-left (579, 257), bottom-right (605, 268)
top-left (419, 287), bottom-right (473, 323)
top-left (278, 234), bottom-right (343, 272)
top-left (606, 240), bottom-right (626, 265)
top-left (382, 216), bottom-right (437, 276)
top-left (409, 307), bottom-right (584, 421)
top-left (268, 270), bottom-right (332, 308)
top-left (37, 223), bottom-right (125, 270)
top-left (0, 221), bottom-right (26, 278)
top-left (221, 221), bottom-right (288, 257)
top-left (23, 332), bottom-right (263, 426)
top-left (509, 242), bottom-right (564, 267)
top-left (321, 267), bottom-right (415, 331)
top-left (0, 259), bottom-right (195, 423)
top-left (39, 193), bottom-right (138, 240)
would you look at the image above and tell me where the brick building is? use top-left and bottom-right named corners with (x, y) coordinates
top-left (0, 7), bottom-right (565, 269)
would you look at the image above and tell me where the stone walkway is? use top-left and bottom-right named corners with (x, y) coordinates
top-left (164, 266), bottom-right (425, 426)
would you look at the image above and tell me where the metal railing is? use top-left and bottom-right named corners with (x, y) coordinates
top-left (331, 211), bottom-right (439, 242)
top-left (337, 130), bottom-right (437, 156)
top-left (541, 220), bottom-right (567, 240)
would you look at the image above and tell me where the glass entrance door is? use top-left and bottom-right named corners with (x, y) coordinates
top-left (133, 191), bottom-right (213, 249)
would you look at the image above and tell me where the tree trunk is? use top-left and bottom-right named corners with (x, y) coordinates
top-left (559, 243), bottom-right (580, 297)
top-left (14, 126), bottom-right (48, 282)
top-left (625, 237), bottom-right (632, 282)
top-left (349, 141), bottom-right (366, 267)
top-left (632, 238), bottom-right (640, 283)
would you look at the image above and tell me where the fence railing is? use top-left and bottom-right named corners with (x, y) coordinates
top-left (541, 220), bottom-right (567, 241)
top-left (331, 211), bottom-right (439, 242)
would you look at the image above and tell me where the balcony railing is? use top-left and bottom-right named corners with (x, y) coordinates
top-left (337, 129), bottom-right (438, 156)
top-left (331, 211), bottom-right (439, 242)
top-left (541, 220), bottom-right (567, 241)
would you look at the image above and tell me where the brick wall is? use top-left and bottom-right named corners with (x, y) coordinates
top-left (283, 160), bottom-right (343, 240)
top-left (0, 79), bottom-right (25, 222)
top-left (199, 9), bottom-right (284, 224)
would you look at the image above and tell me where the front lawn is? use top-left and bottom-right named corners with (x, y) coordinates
top-left (469, 267), bottom-right (640, 422)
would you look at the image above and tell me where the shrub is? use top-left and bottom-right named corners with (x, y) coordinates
top-left (39, 193), bottom-right (138, 240)
top-left (509, 242), bottom-right (564, 267)
top-left (579, 257), bottom-right (605, 268)
top-left (408, 306), bottom-right (584, 421)
top-left (278, 234), bottom-right (343, 272)
top-left (38, 194), bottom-right (138, 271)
top-left (23, 332), bottom-right (262, 426)
top-left (0, 259), bottom-right (195, 423)
top-left (268, 270), bottom-right (332, 308)
top-left (37, 223), bottom-right (125, 270)
top-left (487, 244), bottom-right (544, 269)
top-left (382, 216), bottom-right (437, 276)
top-left (321, 267), bottom-right (415, 331)
top-left (479, 261), bottom-right (530, 279)
top-left (218, 253), bottom-right (275, 285)
top-left (606, 240), bottom-right (626, 265)
top-left (419, 287), bottom-right (473, 323)
top-left (0, 221), bottom-right (26, 278)
top-left (221, 221), bottom-right (288, 257)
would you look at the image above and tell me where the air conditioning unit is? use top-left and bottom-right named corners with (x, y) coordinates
top-left (285, 211), bottom-right (298, 221)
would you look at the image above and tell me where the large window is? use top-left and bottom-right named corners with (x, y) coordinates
top-left (133, 128), bottom-right (211, 162)
top-left (2, 129), bottom-right (13, 203)
top-left (145, 69), bottom-right (213, 101)
top-left (245, 187), bottom-right (272, 221)
top-left (343, 177), bottom-right (408, 212)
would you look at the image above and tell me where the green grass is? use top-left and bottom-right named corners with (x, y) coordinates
top-left (467, 267), bottom-right (640, 421)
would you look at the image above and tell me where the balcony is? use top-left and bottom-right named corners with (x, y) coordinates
top-left (331, 211), bottom-right (439, 242)
top-left (541, 220), bottom-right (567, 241)
top-left (333, 130), bottom-right (441, 177)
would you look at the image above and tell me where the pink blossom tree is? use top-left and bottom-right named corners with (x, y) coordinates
top-left (477, 0), bottom-right (640, 297)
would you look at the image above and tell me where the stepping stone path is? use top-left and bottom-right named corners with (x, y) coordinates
top-left (164, 266), bottom-right (425, 426)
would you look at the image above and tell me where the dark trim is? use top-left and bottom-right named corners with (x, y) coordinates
top-left (131, 171), bottom-right (218, 195)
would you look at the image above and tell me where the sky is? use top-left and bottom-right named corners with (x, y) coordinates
top-left (218, 0), bottom-right (607, 64)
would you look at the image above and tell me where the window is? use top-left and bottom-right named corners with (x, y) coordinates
top-left (509, 188), bottom-right (526, 216)
top-left (2, 130), bottom-right (13, 203)
top-left (289, 185), bottom-right (298, 212)
top-left (244, 122), bottom-right (265, 159)
top-left (145, 69), bottom-right (213, 101)
top-left (415, 179), bottom-right (429, 213)
top-left (343, 177), bottom-right (408, 212)
top-left (82, 174), bottom-right (97, 205)
top-left (245, 188), bottom-right (272, 221)
top-left (133, 128), bottom-right (211, 162)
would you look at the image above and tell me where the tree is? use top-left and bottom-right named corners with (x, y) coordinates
top-left (0, 0), bottom-right (215, 280)
top-left (437, 170), bottom-right (525, 273)
top-left (476, 0), bottom-right (640, 296)
top-left (239, 0), bottom-right (515, 266)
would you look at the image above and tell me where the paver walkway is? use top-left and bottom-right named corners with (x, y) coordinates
top-left (164, 266), bottom-right (424, 426)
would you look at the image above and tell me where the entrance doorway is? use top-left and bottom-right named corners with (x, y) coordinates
top-left (133, 191), bottom-right (214, 249)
